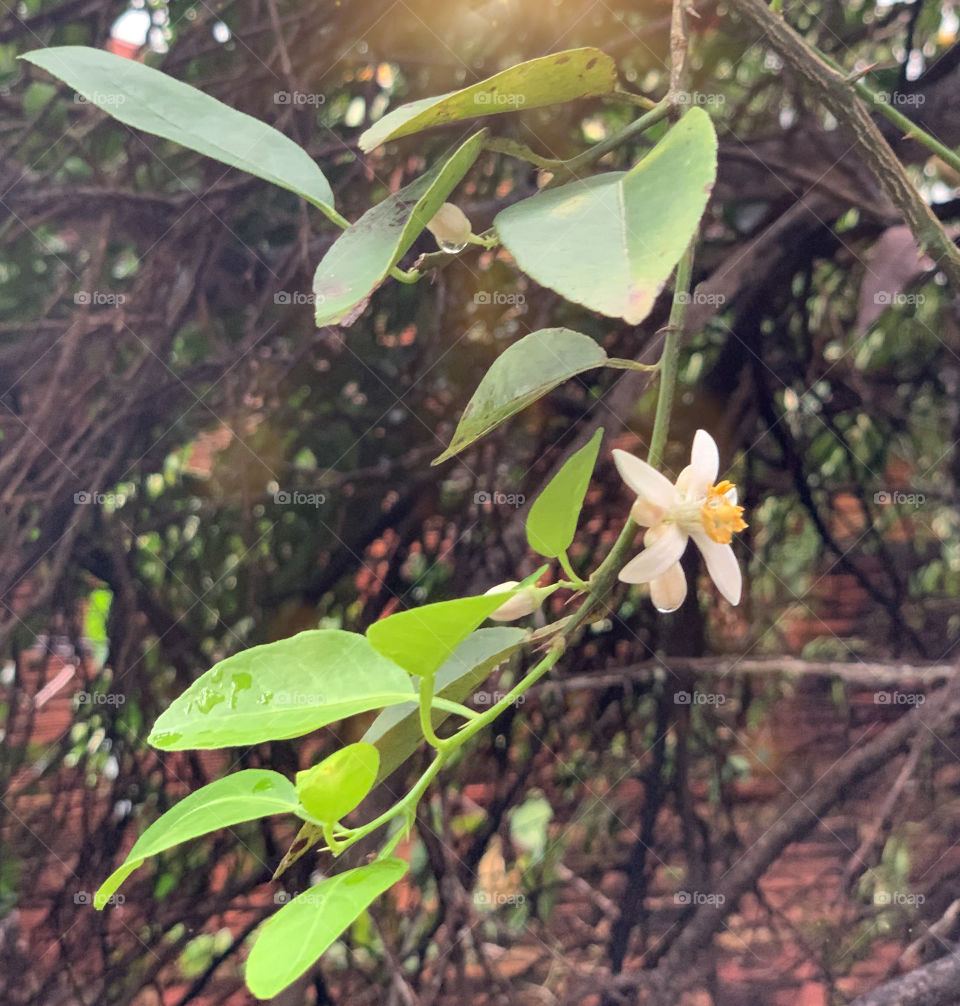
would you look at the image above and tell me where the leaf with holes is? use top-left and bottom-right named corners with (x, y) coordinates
top-left (359, 48), bottom-right (616, 151)
top-left (148, 630), bottom-right (415, 750)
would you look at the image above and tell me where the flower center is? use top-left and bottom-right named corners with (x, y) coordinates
top-left (699, 481), bottom-right (747, 545)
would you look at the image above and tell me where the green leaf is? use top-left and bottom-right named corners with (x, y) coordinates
top-left (148, 630), bottom-right (415, 750)
top-left (359, 48), bottom-right (617, 151)
top-left (21, 47), bottom-right (334, 212)
top-left (366, 589), bottom-right (522, 681)
top-left (527, 429), bottom-right (603, 558)
top-left (494, 108), bottom-right (717, 324)
top-left (94, 770), bottom-right (297, 909)
top-left (433, 328), bottom-right (606, 464)
top-left (246, 859), bottom-right (408, 998)
top-left (313, 131), bottom-right (485, 326)
top-left (273, 628), bottom-right (528, 881)
top-left (295, 743), bottom-right (379, 823)
top-left (364, 627), bottom-right (528, 779)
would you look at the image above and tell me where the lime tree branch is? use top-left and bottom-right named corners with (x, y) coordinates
top-left (724, 0), bottom-right (960, 290)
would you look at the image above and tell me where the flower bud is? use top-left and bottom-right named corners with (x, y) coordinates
top-left (484, 580), bottom-right (541, 621)
top-left (426, 202), bottom-right (472, 251)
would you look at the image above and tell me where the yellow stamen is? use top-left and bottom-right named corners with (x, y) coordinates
top-left (700, 481), bottom-right (747, 545)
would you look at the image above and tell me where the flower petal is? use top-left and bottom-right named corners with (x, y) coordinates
top-left (618, 525), bottom-right (687, 584)
top-left (612, 450), bottom-right (677, 510)
top-left (691, 533), bottom-right (742, 605)
top-left (687, 430), bottom-right (719, 498)
top-left (650, 562), bottom-right (688, 613)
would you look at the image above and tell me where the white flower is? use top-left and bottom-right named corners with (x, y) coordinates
top-left (426, 203), bottom-right (472, 249)
top-left (484, 581), bottom-right (541, 621)
top-left (612, 430), bottom-right (747, 613)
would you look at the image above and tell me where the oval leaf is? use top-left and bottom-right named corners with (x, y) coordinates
top-left (21, 47), bottom-right (334, 212)
top-left (148, 630), bottom-right (415, 750)
top-left (295, 742), bottom-right (380, 823)
top-left (495, 108), bottom-right (718, 324)
top-left (366, 589), bottom-right (523, 681)
top-left (527, 429), bottom-right (603, 558)
top-left (247, 859), bottom-right (408, 999)
top-left (274, 627), bottom-right (527, 880)
top-left (95, 770), bottom-right (297, 909)
top-left (359, 48), bottom-right (616, 151)
top-left (313, 130), bottom-right (485, 326)
top-left (433, 328), bottom-right (607, 464)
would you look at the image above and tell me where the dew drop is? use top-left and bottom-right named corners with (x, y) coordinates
top-left (437, 239), bottom-right (468, 254)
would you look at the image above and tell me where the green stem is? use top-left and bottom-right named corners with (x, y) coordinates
top-left (647, 239), bottom-right (695, 469)
top-left (558, 551), bottom-right (589, 590)
top-left (546, 99), bottom-right (672, 187)
top-left (418, 675), bottom-right (446, 749)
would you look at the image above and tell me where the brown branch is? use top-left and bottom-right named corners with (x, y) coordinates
top-left (724, 0), bottom-right (960, 290)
